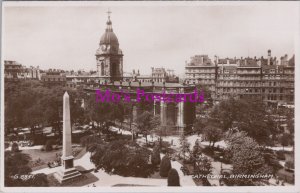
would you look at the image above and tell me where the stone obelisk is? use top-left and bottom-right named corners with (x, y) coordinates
top-left (54, 92), bottom-right (81, 183)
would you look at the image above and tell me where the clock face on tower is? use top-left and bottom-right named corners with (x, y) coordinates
top-left (101, 45), bottom-right (111, 51)
top-left (101, 45), bottom-right (106, 51)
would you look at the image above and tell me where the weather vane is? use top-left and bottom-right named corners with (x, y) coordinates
top-left (107, 8), bottom-right (111, 19)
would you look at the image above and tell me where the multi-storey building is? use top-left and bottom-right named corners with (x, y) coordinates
top-left (4, 60), bottom-right (24, 80)
top-left (24, 66), bottom-right (41, 80)
top-left (184, 55), bottom-right (217, 100)
top-left (4, 60), bottom-right (41, 80)
top-left (151, 67), bottom-right (178, 83)
top-left (185, 50), bottom-right (294, 105)
top-left (151, 67), bottom-right (167, 83)
top-left (41, 69), bottom-right (66, 86)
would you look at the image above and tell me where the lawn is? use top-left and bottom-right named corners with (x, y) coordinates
top-left (22, 146), bottom-right (84, 171)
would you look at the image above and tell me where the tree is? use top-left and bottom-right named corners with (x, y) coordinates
top-left (209, 97), bottom-right (239, 131)
top-left (80, 135), bottom-right (103, 153)
top-left (263, 150), bottom-right (283, 174)
top-left (151, 145), bottom-right (161, 166)
top-left (44, 140), bottom-right (53, 152)
top-left (5, 151), bottom-right (31, 186)
top-left (193, 117), bottom-right (206, 135)
top-left (280, 133), bottom-right (292, 150)
top-left (203, 123), bottom-right (223, 148)
top-left (195, 84), bottom-right (213, 107)
top-left (4, 80), bottom-right (79, 142)
top-left (90, 140), bottom-right (154, 177)
top-left (5, 151), bottom-right (49, 187)
top-left (150, 115), bottom-right (163, 145)
top-left (284, 108), bottom-right (294, 150)
top-left (194, 156), bottom-right (212, 176)
top-left (209, 98), bottom-right (276, 146)
top-left (160, 155), bottom-right (172, 177)
top-left (84, 95), bottom-right (113, 133)
top-left (136, 111), bottom-right (155, 144)
top-left (225, 131), bottom-right (272, 185)
top-left (191, 139), bottom-right (202, 162)
top-left (285, 160), bottom-right (294, 170)
top-left (113, 102), bottom-right (126, 128)
top-left (179, 134), bottom-right (190, 161)
top-left (11, 142), bottom-right (19, 152)
top-left (168, 168), bottom-right (180, 186)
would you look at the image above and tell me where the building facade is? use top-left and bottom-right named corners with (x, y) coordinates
top-left (184, 55), bottom-right (217, 99)
top-left (151, 67), bottom-right (179, 83)
top-left (185, 50), bottom-right (295, 105)
top-left (4, 60), bottom-right (41, 80)
top-left (41, 69), bottom-right (67, 86)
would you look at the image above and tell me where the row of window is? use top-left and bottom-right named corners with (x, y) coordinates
top-left (186, 74), bottom-right (215, 78)
top-left (186, 69), bottom-right (215, 73)
top-left (42, 78), bottom-right (66, 81)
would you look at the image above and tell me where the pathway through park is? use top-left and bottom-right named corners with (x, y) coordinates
top-left (32, 152), bottom-right (196, 186)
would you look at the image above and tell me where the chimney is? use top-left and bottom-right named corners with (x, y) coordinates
top-left (201, 56), bottom-right (204, 64)
top-left (257, 60), bottom-right (261, 67)
top-left (267, 49), bottom-right (271, 65)
top-left (214, 55), bottom-right (219, 65)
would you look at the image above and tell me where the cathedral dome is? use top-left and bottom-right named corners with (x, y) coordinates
top-left (100, 30), bottom-right (119, 46)
top-left (99, 16), bottom-right (119, 46)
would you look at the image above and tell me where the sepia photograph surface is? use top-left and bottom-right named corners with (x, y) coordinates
top-left (1, 1), bottom-right (299, 192)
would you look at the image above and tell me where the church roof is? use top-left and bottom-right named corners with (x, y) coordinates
top-left (99, 13), bottom-right (119, 46)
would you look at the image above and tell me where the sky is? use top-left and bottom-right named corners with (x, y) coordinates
top-left (2, 1), bottom-right (299, 75)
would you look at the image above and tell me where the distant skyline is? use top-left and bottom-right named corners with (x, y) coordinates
top-left (2, 1), bottom-right (299, 75)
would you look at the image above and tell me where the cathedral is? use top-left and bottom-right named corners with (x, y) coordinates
top-left (95, 11), bottom-right (123, 81)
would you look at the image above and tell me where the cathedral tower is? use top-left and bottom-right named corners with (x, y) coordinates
top-left (96, 10), bottom-right (123, 81)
